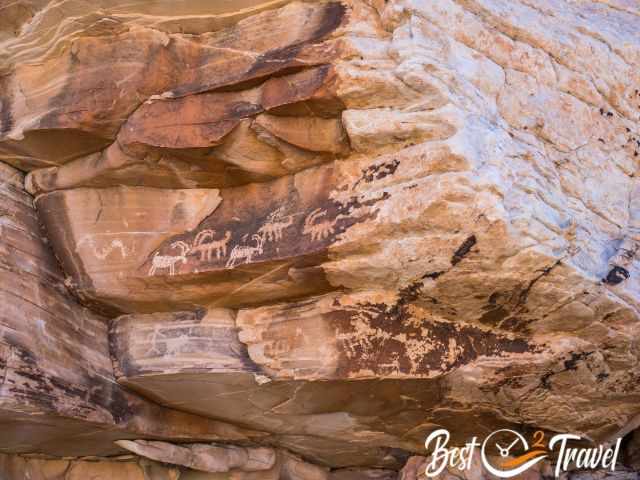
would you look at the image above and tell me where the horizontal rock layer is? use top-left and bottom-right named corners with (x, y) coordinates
top-left (0, 163), bottom-right (261, 456)
top-left (0, 2), bottom-right (348, 168)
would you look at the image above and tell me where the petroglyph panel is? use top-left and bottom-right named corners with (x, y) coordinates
top-left (4, 0), bottom-right (640, 471)
top-left (236, 291), bottom-right (537, 380)
top-left (0, 163), bottom-right (261, 456)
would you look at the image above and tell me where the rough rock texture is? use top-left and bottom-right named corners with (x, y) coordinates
top-left (0, 163), bottom-right (263, 457)
top-left (0, 453), bottom-right (181, 480)
top-left (115, 440), bottom-right (277, 473)
top-left (0, 449), bottom-right (334, 480)
top-left (1, 0), bottom-right (640, 477)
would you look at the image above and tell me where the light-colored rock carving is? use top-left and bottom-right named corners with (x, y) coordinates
top-left (257, 207), bottom-right (295, 242)
top-left (303, 208), bottom-right (337, 242)
top-left (78, 236), bottom-right (132, 260)
top-left (192, 230), bottom-right (232, 262)
top-left (0, 163), bottom-right (262, 456)
top-left (226, 234), bottom-right (265, 268)
top-left (149, 241), bottom-right (191, 276)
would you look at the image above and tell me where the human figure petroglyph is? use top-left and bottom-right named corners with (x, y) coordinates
top-left (258, 207), bottom-right (295, 242)
top-left (226, 234), bottom-right (265, 268)
top-left (191, 229), bottom-right (232, 262)
top-left (605, 182), bottom-right (640, 284)
top-left (145, 327), bottom-right (166, 356)
top-left (148, 241), bottom-right (190, 276)
top-left (303, 208), bottom-right (337, 242)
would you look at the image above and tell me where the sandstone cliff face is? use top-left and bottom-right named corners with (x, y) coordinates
top-left (1, 0), bottom-right (640, 478)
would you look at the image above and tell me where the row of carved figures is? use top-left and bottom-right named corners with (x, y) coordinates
top-left (148, 206), bottom-right (339, 276)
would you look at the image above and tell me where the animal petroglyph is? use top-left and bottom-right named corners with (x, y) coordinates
top-left (258, 207), bottom-right (295, 242)
top-left (148, 241), bottom-right (190, 276)
top-left (144, 327), bottom-right (191, 357)
top-left (226, 234), bottom-right (265, 268)
top-left (303, 208), bottom-right (337, 242)
top-left (77, 236), bottom-right (131, 260)
top-left (192, 229), bottom-right (232, 261)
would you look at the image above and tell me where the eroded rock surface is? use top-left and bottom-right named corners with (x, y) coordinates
top-left (0, 163), bottom-right (261, 456)
top-left (1, 0), bottom-right (640, 477)
top-left (115, 440), bottom-right (276, 473)
top-left (0, 453), bottom-right (181, 480)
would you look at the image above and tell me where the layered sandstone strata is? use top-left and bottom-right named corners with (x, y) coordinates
top-left (1, 0), bottom-right (640, 478)
top-left (0, 163), bottom-right (262, 457)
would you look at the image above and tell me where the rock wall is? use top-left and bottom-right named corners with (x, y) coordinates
top-left (1, 0), bottom-right (639, 477)
top-left (0, 162), bottom-right (263, 457)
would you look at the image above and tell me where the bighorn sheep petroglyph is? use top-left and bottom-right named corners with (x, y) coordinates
top-left (226, 234), bottom-right (265, 268)
top-left (257, 207), bottom-right (294, 243)
top-left (148, 241), bottom-right (190, 276)
top-left (192, 229), bottom-right (232, 262)
top-left (303, 208), bottom-right (337, 242)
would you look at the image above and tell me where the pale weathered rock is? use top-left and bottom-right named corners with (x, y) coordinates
top-left (115, 440), bottom-right (276, 473)
top-left (0, 454), bottom-right (181, 480)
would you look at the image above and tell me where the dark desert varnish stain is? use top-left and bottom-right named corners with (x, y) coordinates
top-left (143, 162), bottom-right (389, 277)
top-left (354, 158), bottom-right (400, 188)
top-left (451, 234), bottom-right (477, 266)
top-left (120, 66), bottom-right (342, 151)
top-left (171, 2), bottom-right (348, 98)
top-left (329, 283), bottom-right (537, 378)
top-left (0, 89), bottom-right (13, 136)
top-left (5, 340), bottom-right (132, 423)
top-left (246, 2), bottom-right (347, 78)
